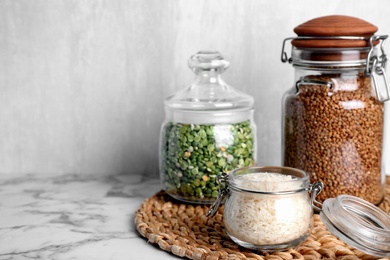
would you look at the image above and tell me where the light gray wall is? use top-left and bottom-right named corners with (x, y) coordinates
top-left (1, 0), bottom-right (389, 176)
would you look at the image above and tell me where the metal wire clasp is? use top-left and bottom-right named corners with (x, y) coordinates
top-left (206, 173), bottom-right (229, 217)
top-left (366, 35), bottom-right (390, 102)
top-left (281, 37), bottom-right (295, 63)
top-left (309, 182), bottom-right (324, 212)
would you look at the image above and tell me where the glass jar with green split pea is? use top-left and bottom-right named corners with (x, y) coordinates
top-left (159, 50), bottom-right (257, 204)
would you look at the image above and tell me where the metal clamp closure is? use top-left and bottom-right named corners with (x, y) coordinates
top-left (281, 37), bottom-right (295, 63)
top-left (366, 35), bottom-right (390, 102)
top-left (309, 181), bottom-right (324, 212)
top-left (206, 173), bottom-right (229, 217)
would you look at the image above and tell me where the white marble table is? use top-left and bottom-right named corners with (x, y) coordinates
top-left (2, 173), bottom-right (389, 260)
top-left (0, 173), bottom-right (180, 260)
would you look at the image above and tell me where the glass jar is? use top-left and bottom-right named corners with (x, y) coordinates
top-left (207, 166), bottom-right (390, 257)
top-left (159, 50), bottom-right (257, 204)
top-left (280, 15), bottom-right (389, 205)
top-left (209, 166), bottom-right (312, 252)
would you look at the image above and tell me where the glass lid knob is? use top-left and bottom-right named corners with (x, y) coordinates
top-left (188, 50), bottom-right (230, 72)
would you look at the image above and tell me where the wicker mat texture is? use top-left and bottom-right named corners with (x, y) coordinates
top-left (135, 177), bottom-right (390, 260)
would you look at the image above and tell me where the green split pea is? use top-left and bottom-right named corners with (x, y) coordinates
top-left (160, 120), bottom-right (255, 202)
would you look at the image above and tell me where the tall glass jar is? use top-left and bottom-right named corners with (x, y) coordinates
top-left (281, 15), bottom-right (389, 205)
top-left (159, 50), bottom-right (257, 204)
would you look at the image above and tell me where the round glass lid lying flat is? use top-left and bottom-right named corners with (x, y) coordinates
top-left (320, 194), bottom-right (390, 257)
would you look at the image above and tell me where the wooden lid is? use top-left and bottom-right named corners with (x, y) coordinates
top-left (292, 15), bottom-right (378, 48)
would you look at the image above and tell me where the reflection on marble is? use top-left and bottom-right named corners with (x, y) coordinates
top-left (0, 173), bottom-right (179, 260)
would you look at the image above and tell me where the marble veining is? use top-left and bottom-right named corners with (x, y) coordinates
top-left (0, 174), bottom-right (178, 260)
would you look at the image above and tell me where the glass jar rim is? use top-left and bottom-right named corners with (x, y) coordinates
top-left (229, 166), bottom-right (310, 194)
top-left (290, 46), bottom-right (372, 68)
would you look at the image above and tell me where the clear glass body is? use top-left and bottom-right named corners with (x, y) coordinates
top-left (282, 47), bottom-right (386, 205)
top-left (159, 51), bottom-right (257, 204)
top-left (223, 166), bottom-right (313, 252)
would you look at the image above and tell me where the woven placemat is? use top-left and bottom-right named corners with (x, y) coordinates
top-left (135, 177), bottom-right (390, 260)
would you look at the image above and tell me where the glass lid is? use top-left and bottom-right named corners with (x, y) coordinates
top-left (164, 50), bottom-right (254, 111)
top-left (320, 194), bottom-right (390, 257)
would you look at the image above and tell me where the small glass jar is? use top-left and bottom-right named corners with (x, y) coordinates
top-left (159, 50), bottom-right (257, 204)
top-left (280, 15), bottom-right (389, 205)
top-left (208, 166), bottom-right (390, 257)
top-left (208, 166), bottom-right (313, 252)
